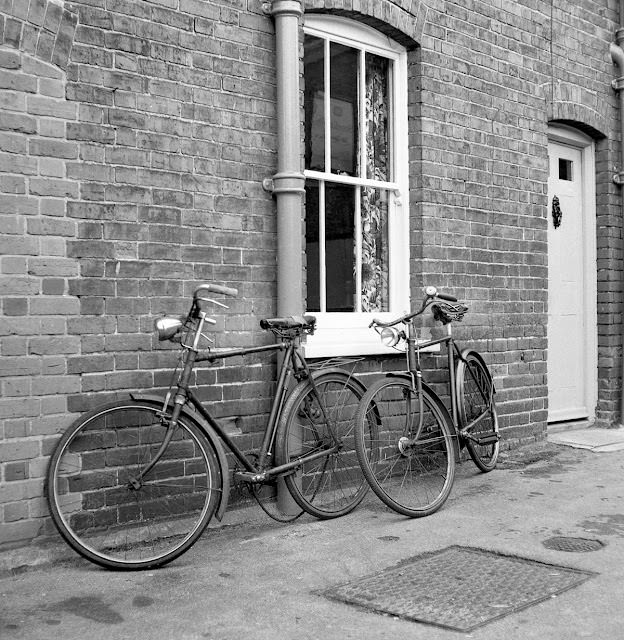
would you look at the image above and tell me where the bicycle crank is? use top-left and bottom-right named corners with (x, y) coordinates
top-left (463, 431), bottom-right (500, 446)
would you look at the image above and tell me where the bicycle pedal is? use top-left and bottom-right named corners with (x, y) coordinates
top-left (467, 432), bottom-right (500, 446)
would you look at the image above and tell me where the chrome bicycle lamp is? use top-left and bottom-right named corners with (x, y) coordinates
top-left (154, 316), bottom-right (184, 341)
top-left (380, 326), bottom-right (402, 348)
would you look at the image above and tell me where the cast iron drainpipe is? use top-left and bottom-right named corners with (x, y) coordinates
top-left (610, 26), bottom-right (624, 426)
top-left (263, 0), bottom-right (306, 514)
top-left (262, 0), bottom-right (306, 317)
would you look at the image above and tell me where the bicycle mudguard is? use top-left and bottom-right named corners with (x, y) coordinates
top-left (129, 393), bottom-right (230, 522)
top-left (457, 349), bottom-right (494, 389)
top-left (384, 373), bottom-right (461, 462)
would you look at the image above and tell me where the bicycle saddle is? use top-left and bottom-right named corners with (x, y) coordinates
top-left (431, 302), bottom-right (468, 324)
top-left (260, 315), bottom-right (317, 333)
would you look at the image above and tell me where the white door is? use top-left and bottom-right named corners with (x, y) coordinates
top-left (547, 132), bottom-right (596, 423)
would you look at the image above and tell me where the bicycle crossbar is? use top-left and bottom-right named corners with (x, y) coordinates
top-left (196, 342), bottom-right (285, 362)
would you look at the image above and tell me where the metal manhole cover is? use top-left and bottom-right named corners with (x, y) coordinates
top-left (543, 536), bottom-right (605, 552)
top-left (323, 546), bottom-right (596, 632)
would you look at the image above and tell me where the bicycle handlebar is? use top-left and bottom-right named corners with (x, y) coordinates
top-left (436, 292), bottom-right (458, 302)
top-left (194, 283), bottom-right (238, 299)
top-left (370, 286), bottom-right (459, 328)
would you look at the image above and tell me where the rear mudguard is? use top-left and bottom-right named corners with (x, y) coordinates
top-left (384, 373), bottom-right (461, 463)
top-left (457, 349), bottom-right (495, 390)
top-left (129, 393), bottom-right (230, 521)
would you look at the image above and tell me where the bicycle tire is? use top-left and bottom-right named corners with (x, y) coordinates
top-left (456, 350), bottom-right (499, 472)
top-left (355, 377), bottom-right (455, 518)
top-left (276, 370), bottom-right (370, 519)
top-left (46, 399), bottom-right (224, 570)
top-left (249, 478), bottom-right (304, 523)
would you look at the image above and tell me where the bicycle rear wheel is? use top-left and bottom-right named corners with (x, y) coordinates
top-left (47, 400), bottom-right (223, 570)
top-left (355, 377), bottom-right (455, 518)
top-left (456, 350), bottom-right (499, 472)
top-left (276, 370), bottom-right (369, 519)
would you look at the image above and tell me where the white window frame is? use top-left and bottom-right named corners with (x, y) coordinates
top-left (302, 15), bottom-right (410, 357)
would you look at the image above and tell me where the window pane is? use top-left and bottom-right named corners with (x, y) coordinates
top-left (330, 43), bottom-right (358, 176)
top-left (304, 36), bottom-right (325, 172)
top-left (365, 54), bottom-right (390, 181)
top-left (326, 184), bottom-right (355, 311)
top-left (559, 158), bottom-right (573, 181)
top-left (361, 188), bottom-right (389, 312)
top-left (305, 181), bottom-right (320, 311)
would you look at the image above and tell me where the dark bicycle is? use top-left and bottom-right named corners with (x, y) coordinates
top-left (47, 283), bottom-right (369, 570)
top-left (354, 286), bottom-right (500, 517)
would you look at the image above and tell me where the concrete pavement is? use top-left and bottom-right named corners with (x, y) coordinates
top-left (2, 429), bottom-right (624, 639)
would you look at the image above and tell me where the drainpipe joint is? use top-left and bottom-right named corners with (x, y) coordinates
top-left (267, 0), bottom-right (304, 18)
top-left (269, 171), bottom-right (306, 195)
top-left (610, 41), bottom-right (624, 77)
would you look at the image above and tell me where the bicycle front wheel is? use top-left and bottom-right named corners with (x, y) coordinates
top-left (456, 350), bottom-right (499, 472)
top-left (355, 377), bottom-right (455, 518)
top-left (276, 370), bottom-right (369, 519)
top-left (47, 400), bottom-right (224, 570)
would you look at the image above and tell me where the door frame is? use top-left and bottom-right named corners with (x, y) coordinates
top-left (547, 124), bottom-right (598, 423)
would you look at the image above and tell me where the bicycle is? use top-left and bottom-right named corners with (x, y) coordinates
top-left (46, 283), bottom-right (369, 570)
top-left (354, 285), bottom-right (500, 518)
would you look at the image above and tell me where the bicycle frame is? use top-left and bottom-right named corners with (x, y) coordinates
top-left (192, 340), bottom-right (340, 482)
top-left (405, 322), bottom-right (460, 425)
top-left (403, 317), bottom-right (495, 445)
top-left (142, 330), bottom-right (340, 488)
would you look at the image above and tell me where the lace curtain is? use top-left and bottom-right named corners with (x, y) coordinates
top-left (360, 54), bottom-right (389, 313)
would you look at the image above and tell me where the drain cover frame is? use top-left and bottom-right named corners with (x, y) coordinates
top-left (542, 536), bottom-right (605, 552)
top-left (324, 546), bottom-right (596, 632)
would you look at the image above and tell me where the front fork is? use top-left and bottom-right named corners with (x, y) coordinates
top-left (128, 314), bottom-right (206, 489)
top-left (405, 321), bottom-right (425, 440)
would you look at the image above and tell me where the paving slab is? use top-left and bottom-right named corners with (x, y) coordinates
top-left (2, 440), bottom-right (624, 640)
top-left (548, 427), bottom-right (624, 452)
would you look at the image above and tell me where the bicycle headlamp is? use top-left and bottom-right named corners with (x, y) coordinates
top-left (380, 326), bottom-right (401, 348)
top-left (154, 316), bottom-right (184, 341)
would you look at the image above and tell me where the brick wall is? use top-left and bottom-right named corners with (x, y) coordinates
top-left (0, 0), bottom-right (622, 549)
top-left (0, 0), bottom-right (280, 546)
top-left (410, 0), bottom-right (620, 440)
top-left (0, 0), bottom-right (81, 544)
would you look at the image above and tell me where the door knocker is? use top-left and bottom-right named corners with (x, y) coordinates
top-left (552, 195), bottom-right (562, 229)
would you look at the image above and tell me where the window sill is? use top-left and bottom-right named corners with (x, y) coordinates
top-left (302, 313), bottom-right (439, 358)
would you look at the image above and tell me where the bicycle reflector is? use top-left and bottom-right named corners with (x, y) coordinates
top-left (155, 316), bottom-right (184, 341)
top-left (380, 327), bottom-right (401, 348)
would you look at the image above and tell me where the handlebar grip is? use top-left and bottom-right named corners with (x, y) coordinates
top-left (436, 292), bottom-right (457, 302)
top-left (194, 283), bottom-right (238, 299)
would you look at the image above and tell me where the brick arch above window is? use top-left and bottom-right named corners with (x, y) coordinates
top-left (303, 0), bottom-right (426, 48)
top-left (1, 0), bottom-right (77, 71)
